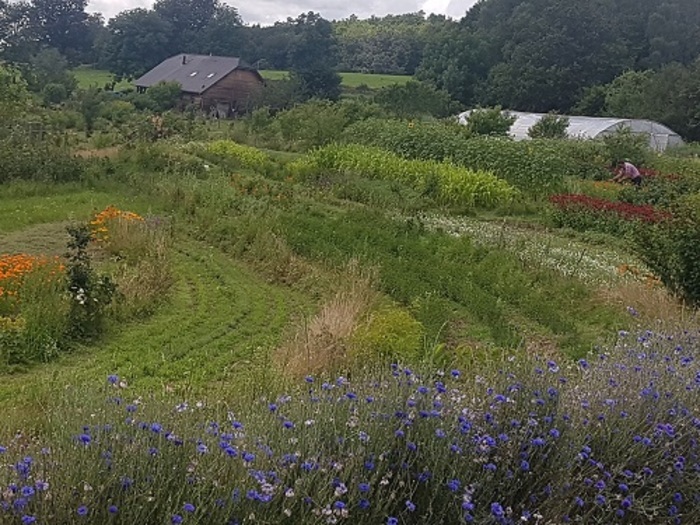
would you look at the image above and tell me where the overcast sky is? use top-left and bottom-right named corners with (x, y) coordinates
top-left (87, 0), bottom-right (479, 25)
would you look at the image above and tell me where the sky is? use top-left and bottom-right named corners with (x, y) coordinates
top-left (87, 0), bottom-right (479, 25)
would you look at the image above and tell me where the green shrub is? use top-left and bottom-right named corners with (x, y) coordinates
top-left (288, 144), bottom-right (519, 209)
top-left (634, 192), bottom-right (700, 305)
top-left (528, 114), bottom-right (569, 139)
top-left (601, 127), bottom-right (650, 167)
top-left (351, 303), bottom-right (425, 362)
top-left (272, 99), bottom-right (385, 151)
top-left (374, 80), bottom-right (459, 119)
top-left (463, 107), bottom-right (515, 136)
top-left (204, 140), bottom-right (271, 172)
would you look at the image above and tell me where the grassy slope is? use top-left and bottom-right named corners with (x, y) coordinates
top-left (72, 68), bottom-right (411, 91)
top-left (0, 188), bottom-right (309, 418)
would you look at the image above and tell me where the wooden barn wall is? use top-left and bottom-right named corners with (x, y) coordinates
top-left (202, 70), bottom-right (263, 110)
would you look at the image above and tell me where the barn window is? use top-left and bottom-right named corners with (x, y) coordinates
top-left (207, 73), bottom-right (216, 78)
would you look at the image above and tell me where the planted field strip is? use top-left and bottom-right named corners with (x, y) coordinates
top-left (419, 214), bottom-right (651, 285)
top-left (0, 234), bottom-right (308, 414)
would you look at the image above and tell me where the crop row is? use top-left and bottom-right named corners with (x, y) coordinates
top-left (288, 144), bottom-right (519, 209)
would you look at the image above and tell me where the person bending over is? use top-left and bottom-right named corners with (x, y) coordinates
top-left (611, 160), bottom-right (642, 186)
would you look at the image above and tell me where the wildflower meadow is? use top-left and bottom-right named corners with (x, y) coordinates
top-left (1, 329), bottom-right (699, 524)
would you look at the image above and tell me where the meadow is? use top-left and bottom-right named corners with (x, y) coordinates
top-left (1, 93), bottom-right (699, 523)
top-left (72, 68), bottom-right (412, 91)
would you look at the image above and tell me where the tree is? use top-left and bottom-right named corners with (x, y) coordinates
top-left (24, 47), bottom-right (77, 95)
top-left (464, 107), bottom-right (514, 136)
top-left (28, 0), bottom-right (92, 62)
top-left (0, 64), bottom-right (30, 120)
top-left (374, 80), bottom-right (459, 119)
top-left (528, 114), bottom-right (569, 139)
top-left (153, 0), bottom-right (219, 53)
top-left (101, 9), bottom-right (173, 79)
top-left (288, 12), bottom-right (341, 101)
top-left (197, 5), bottom-right (244, 56)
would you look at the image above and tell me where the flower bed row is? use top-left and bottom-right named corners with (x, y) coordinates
top-left (1, 329), bottom-right (698, 524)
top-left (288, 144), bottom-right (519, 209)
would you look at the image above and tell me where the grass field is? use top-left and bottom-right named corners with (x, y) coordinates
top-left (72, 67), bottom-right (132, 90)
top-left (260, 69), bottom-right (412, 88)
top-left (72, 67), bottom-right (412, 90)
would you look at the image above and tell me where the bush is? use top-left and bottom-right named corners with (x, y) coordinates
top-left (601, 127), bottom-right (650, 167)
top-left (528, 113), bottom-right (569, 139)
top-left (271, 99), bottom-right (385, 151)
top-left (634, 192), bottom-right (700, 304)
top-left (463, 106), bottom-right (515, 136)
top-left (351, 303), bottom-right (425, 362)
top-left (288, 144), bottom-right (519, 209)
top-left (203, 140), bottom-right (271, 172)
top-left (41, 83), bottom-right (69, 106)
top-left (374, 80), bottom-right (460, 119)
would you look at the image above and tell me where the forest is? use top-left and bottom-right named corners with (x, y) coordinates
top-left (1, 0), bottom-right (699, 139)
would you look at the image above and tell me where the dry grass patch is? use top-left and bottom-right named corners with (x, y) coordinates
top-left (597, 280), bottom-right (697, 327)
top-left (275, 261), bottom-right (378, 378)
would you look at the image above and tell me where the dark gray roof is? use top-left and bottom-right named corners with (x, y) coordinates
top-left (135, 54), bottom-right (248, 94)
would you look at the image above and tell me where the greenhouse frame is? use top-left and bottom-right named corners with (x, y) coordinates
top-left (457, 110), bottom-right (684, 152)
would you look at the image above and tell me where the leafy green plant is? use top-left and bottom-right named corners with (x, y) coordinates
top-left (374, 80), bottom-right (459, 119)
top-left (463, 107), bottom-right (515, 136)
top-left (634, 192), bottom-right (700, 305)
top-left (350, 303), bottom-right (425, 362)
top-left (528, 114), bottom-right (569, 139)
top-left (65, 225), bottom-right (116, 340)
top-left (203, 140), bottom-right (271, 172)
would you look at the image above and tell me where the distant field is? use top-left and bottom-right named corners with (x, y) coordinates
top-left (260, 70), bottom-right (412, 89)
top-left (72, 68), bottom-right (131, 90)
top-left (73, 68), bottom-right (412, 91)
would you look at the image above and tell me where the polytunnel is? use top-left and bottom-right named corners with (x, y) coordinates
top-left (457, 110), bottom-right (684, 152)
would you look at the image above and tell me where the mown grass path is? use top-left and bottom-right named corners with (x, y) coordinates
top-left (0, 231), bottom-right (308, 421)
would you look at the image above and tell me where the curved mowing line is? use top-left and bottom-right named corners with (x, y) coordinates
top-left (0, 236), bottom-right (307, 409)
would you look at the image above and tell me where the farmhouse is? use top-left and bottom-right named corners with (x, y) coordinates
top-left (458, 110), bottom-right (684, 152)
top-left (135, 54), bottom-right (264, 117)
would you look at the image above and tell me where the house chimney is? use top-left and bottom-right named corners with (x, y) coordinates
top-left (182, 55), bottom-right (187, 65)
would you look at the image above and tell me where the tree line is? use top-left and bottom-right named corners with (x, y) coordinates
top-left (1, 0), bottom-right (699, 139)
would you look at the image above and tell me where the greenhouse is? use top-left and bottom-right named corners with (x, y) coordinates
top-left (457, 110), bottom-right (684, 152)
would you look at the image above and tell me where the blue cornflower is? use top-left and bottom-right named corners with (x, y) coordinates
top-left (21, 517), bottom-right (36, 525)
top-left (183, 503), bottom-right (195, 513)
top-left (0, 446), bottom-right (5, 453)
top-left (283, 420), bottom-right (295, 429)
top-left (197, 443), bottom-right (208, 454)
top-left (451, 369), bottom-right (460, 378)
top-left (77, 506), bottom-right (88, 516)
top-left (574, 497), bottom-right (584, 507)
top-left (407, 442), bottom-right (417, 452)
top-left (595, 480), bottom-right (606, 490)
top-left (20, 486), bottom-right (34, 498)
top-left (549, 428), bottom-right (561, 439)
top-left (484, 463), bottom-right (497, 472)
top-left (108, 505), bottom-right (118, 514)
top-left (243, 452), bottom-right (255, 463)
top-left (172, 515), bottom-right (183, 524)
top-left (406, 500), bottom-right (416, 512)
top-left (595, 495), bottom-right (606, 506)
top-left (531, 437), bottom-right (546, 447)
top-left (359, 499), bottom-right (370, 509)
top-left (447, 479), bottom-right (460, 492)
top-left (334, 501), bottom-right (346, 510)
top-left (673, 493), bottom-right (683, 503)
top-left (107, 374), bottom-right (119, 385)
top-left (491, 502), bottom-right (505, 517)
top-left (435, 428), bottom-right (446, 438)
top-left (619, 483), bottom-right (629, 493)
top-left (268, 403), bottom-right (277, 412)
top-left (305, 376), bottom-right (314, 383)
top-left (126, 404), bottom-right (137, 413)
top-left (521, 460), bottom-right (530, 472)
top-left (621, 497), bottom-right (632, 509)
top-left (387, 517), bottom-right (399, 525)
top-left (359, 482), bottom-right (370, 493)
top-left (364, 459), bottom-right (375, 471)
top-left (78, 433), bottom-right (91, 445)
top-left (150, 423), bottom-right (162, 434)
